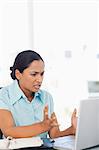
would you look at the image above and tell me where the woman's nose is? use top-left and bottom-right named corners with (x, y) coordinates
top-left (36, 74), bottom-right (43, 82)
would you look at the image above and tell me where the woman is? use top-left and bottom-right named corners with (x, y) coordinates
top-left (0, 50), bottom-right (77, 138)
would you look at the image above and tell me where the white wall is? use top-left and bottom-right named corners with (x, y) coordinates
top-left (0, 0), bottom-right (33, 86)
top-left (33, 0), bottom-right (98, 128)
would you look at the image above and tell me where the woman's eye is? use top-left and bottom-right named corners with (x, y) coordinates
top-left (30, 73), bottom-right (36, 76)
top-left (30, 72), bottom-right (44, 77)
top-left (41, 72), bottom-right (44, 76)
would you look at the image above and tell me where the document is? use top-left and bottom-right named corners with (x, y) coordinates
top-left (53, 135), bottom-right (75, 150)
top-left (0, 136), bottom-right (43, 149)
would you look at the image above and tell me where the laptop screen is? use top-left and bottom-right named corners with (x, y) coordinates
top-left (75, 99), bottom-right (99, 150)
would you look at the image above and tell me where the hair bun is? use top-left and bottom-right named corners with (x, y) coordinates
top-left (10, 67), bottom-right (14, 71)
top-left (10, 67), bottom-right (16, 80)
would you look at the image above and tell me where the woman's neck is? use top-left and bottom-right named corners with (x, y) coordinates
top-left (18, 83), bottom-right (35, 102)
top-left (24, 91), bottom-right (35, 102)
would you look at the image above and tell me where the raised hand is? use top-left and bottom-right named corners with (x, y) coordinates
top-left (41, 105), bottom-right (53, 132)
top-left (71, 108), bottom-right (77, 134)
top-left (44, 105), bottom-right (49, 120)
top-left (51, 112), bottom-right (59, 127)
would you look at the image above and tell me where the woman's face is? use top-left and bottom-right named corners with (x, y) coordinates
top-left (16, 60), bottom-right (45, 93)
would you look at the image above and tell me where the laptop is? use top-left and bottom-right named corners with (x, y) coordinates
top-left (53, 99), bottom-right (99, 150)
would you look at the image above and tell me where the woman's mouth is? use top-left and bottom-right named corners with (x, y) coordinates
top-left (33, 84), bottom-right (41, 90)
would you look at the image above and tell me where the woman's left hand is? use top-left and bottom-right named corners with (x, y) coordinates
top-left (71, 108), bottom-right (77, 135)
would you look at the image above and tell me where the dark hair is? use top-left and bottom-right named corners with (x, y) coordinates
top-left (10, 50), bottom-right (44, 80)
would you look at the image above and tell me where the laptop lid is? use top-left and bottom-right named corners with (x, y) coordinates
top-left (75, 99), bottom-right (99, 150)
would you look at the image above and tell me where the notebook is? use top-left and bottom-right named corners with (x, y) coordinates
top-left (0, 136), bottom-right (43, 149)
top-left (53, 99), bottom-right (99, 150)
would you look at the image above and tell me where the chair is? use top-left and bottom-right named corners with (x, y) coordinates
top-left (0, 129), bottom-right (3, 139)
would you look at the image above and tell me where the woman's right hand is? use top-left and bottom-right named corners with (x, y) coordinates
top-left (41, 106), bottom-right (53, 132)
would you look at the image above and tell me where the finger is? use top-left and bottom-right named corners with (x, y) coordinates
top-left (51, 112), bottom-right (56, 119)
top-left (51, 112), bottom-right (59, 127)
top-left (51, 119), bottom-right (60, 127)
top-left (51, 123), bottom-right (60, 127)
top-left (74, 108), bottom-right (77, 113)
top-left (51, 112), bottom-right (58, 122)
top-left (44, 105), bottom-right (49, 120)
top-left (72, 108), bottom-right (77, 117)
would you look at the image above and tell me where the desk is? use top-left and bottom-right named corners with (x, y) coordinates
top-left (17, 147), bottom-right (55, 150)
top-left (84, 145), bottom-right (99, 150)
top-left (16, 145), bottom-right (99, 150)
top-left (12, 137), bottom-right (99, 150)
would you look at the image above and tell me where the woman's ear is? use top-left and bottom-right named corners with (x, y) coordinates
top-left (15, 69), bottom-right (22, 80)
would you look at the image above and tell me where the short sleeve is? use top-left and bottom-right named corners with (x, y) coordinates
top-left (0, 99), bottom-right (10, 111)
top-left (0, 89), bottom-right (10, 111)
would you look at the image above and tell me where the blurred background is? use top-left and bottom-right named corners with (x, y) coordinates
top-left (0, 0), bottom-right (99, 130)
